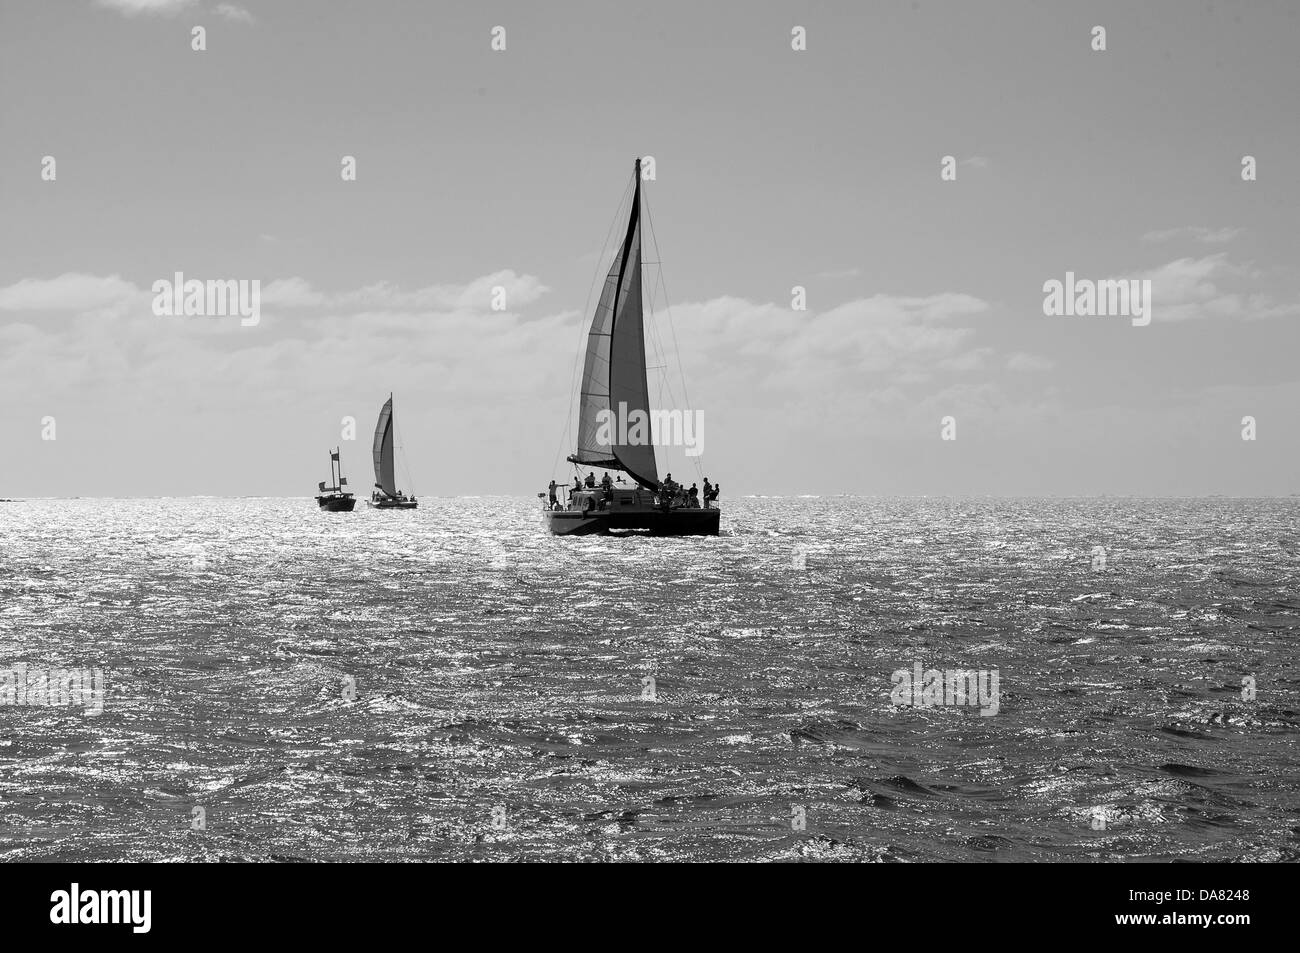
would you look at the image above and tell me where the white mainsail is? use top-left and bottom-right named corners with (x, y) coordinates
top-left (372, 396), bottom-right (396, 497)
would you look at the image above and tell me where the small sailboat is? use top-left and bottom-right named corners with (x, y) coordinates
top-left (316, 447), bottom-right (356, 511)
top-left (369, 394), bottom-right (417, 509)
top-left (543, 158), bottom-right (719, 536)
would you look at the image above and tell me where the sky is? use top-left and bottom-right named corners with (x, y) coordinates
top-left (1, 0), bottom-right (1298, 497)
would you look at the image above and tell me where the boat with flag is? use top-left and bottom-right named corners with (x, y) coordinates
top-left (543, 158), bottom-right (719, 536)
top-left (316, 447), bottom-right (356, 511)
top-left (369, 394), bottom-right (417, 509)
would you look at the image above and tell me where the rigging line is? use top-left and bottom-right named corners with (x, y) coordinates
top-left (642, 245), bottom-right (678, 417)
top-left (646, 274), bottom-right (678, 409)
top-left (642, 192), bottom-right (692, 416)
top-left (638, 200), bottom-right (679, 476)
top-left (641, 210), bottom-right (680, 413)
top-left (640, 215), bottom-right (676, 412)
top-left (642, 191), bottom-right (705, 482)
top-left (551, 174), bottom-right (635, 481)
top-left (394, 421), bottom-right (416, 497)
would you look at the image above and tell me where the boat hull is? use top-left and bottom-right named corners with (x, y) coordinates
top-left (544, 506), bottom-right (719, 536)
top-left (317, 496), bottom-right (356, 512)
top-left (368, 499), bottom-right (418, 509)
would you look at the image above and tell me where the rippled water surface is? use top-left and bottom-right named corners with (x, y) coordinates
top-left (1, 496), bottom-right (1297, 862)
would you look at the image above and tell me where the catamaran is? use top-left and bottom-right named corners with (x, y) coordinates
top-left (369, 394), bottom-right (417, 509)
top-left (316, 447), bottom-right (356, 511)
top-left (543, 158), bottom-right (719, 536)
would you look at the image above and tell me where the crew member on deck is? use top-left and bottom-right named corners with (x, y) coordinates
top-left (689, 483), bottom-right (699, 507)
top-left (703, 478), bottom-right (713, 508)
top-left (548, 480), bottom-right (558, 509)
top-left (585, 472), bottom-right (596, 489)
top-left (601, 472), bottom-right (612, 491)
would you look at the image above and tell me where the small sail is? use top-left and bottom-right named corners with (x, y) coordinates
top-left (571, 161), bottom-right (659, 488)
top-left (372, 396), bottom-right (396, 497)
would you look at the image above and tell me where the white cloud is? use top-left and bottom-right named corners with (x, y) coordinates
top-left (650, 291), bottom-right (994, 427)
top-left (1006, 351), bottom-right (1055, 372)
top-left (1139, 253), bottom-right (1300, 322)
top-left (0, 269), bottom-right (569, 426)
top-left (0, 271), bottom-right (1041, 490)
top-left (0, 272), bottom-right (143, 313)
top-left (213, 3), bottom-right (254, 24)
top-left (1142, 226), bottom-right (1242, 245)
top-left (94, 0), bottom-right (198, 16)
top-left (261, 270), bottom-right (549, 313)
top-left (938, 347), bottom-right (995, 371)
top-left (259, 277), bottom-right (324, 308)
top-left (0, 271), bottom-right (549, 317)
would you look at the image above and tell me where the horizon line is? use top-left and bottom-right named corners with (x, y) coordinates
top-left (2, 493), bottom-right (1298, 502)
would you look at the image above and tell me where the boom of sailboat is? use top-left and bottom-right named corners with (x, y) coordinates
top-left (314, 159), bottom-right (720, 535)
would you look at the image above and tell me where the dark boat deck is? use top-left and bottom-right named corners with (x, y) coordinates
top-left (317, 493), bottom-right (356, 512)
top-left (544, 487), bottom-right (719, 536)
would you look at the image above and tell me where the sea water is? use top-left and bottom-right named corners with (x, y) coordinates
top-left (0, 496), bottom-right (1296, 861)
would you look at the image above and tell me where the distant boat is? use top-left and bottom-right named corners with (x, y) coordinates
top-left (316, 447), bottom-right (356, 511)
top-left (543, 158), bottom-right (719, 536)
top-left (369, 394), bottom-right (417, 509)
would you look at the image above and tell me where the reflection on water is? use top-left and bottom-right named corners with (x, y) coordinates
top-left (0, 496), bottom-right (1297, 861)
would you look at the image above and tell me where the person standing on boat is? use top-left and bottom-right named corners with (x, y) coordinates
top-left (584, 472), bottom-right (596, 489)
top-left (548, 480), bottom-right (558, 510)
top-left (601, 472), bottom-right (612, 492)
top-left (710, 483), bottom-right (721, 506)
top-left (689, 483), bottom-right (700, 508)
top-left (703, 478), bottom-right (713, 508)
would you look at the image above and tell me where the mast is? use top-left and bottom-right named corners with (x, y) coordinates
top-left (329, 447), bottom-right (344, 492)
